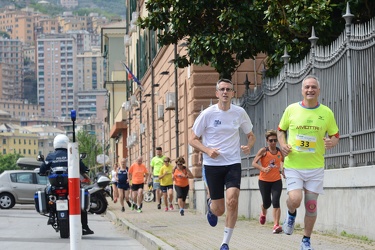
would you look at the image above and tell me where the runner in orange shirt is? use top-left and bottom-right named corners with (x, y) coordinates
top-left (252, 129), bottom-right (285, 234)
top-left (129, 156), bottom-right (149, 213)
top-left (173, 156), bottom-right (193, 216)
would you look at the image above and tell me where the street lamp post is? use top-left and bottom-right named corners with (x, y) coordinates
top-left (174, 44), bottom-right (179, 157)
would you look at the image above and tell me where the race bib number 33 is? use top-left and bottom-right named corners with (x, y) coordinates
top-left (295, 134), bottom-right (317, 153)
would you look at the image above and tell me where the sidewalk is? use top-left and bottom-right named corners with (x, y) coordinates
top-left (105, 199), bottom-right (374, 250)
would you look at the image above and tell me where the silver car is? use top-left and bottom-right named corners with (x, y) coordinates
top-left (0, 170), bottom-right (48, 209)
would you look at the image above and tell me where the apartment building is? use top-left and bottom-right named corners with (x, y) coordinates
top-left (0, 6), bottom-right (35, 45)
top-left (76, 89), bottom-right (107, 120)
top-left (58, 12), bottom-right (88, 33)
top-left (77, 46), bottom-right (105, 90)
top-left (36, 18), bottom-right (60, 35)
top-left (0, 123), bottom-right (38, 157)
top-left (0, 99), bottom-right (41, 119)
top-left (0, 38), bottom-right (23, 99)
top-left (87, 13), bottom-right (108, 35)
top-left (67, 30), bottom-right (92, 53)
top-left (36, 34), bottom-right (78, 118)
top-left (23, 45), bottom-right (35, 63)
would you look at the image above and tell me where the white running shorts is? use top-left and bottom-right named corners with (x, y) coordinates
top-left (284, 168), bottom-right (324, 194)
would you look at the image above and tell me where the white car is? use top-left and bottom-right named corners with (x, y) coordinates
top-left (0, 170), bottom-right (48, 209)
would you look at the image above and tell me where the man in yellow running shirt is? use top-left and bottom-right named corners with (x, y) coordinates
top-left (277, 75), bottom-right (339, 250)
top-left (150, 146), bottom-right (165, 209)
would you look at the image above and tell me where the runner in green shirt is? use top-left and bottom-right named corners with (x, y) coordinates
top-left (277, 75), bottom-right (339, 250)
top-left (150, 146), bottom-right (165, 209)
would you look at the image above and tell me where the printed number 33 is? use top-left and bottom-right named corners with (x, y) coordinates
top-left (300, 141), bottom-right (310, 147)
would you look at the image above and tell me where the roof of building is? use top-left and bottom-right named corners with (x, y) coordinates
top-left (0, 123), bottom-right (30, 133)
top-left (102, 20), bottom-right (126, 28)
top-left (22, 125), bottom-right (65, 134)
top-left (0, 110), bottom-right (11, 118)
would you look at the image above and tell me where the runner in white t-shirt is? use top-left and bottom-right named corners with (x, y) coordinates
top-left (189, 78), bottom-right (256, 250)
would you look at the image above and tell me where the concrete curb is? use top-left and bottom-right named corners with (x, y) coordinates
top-left (106, 210), bottom-right (175, 250)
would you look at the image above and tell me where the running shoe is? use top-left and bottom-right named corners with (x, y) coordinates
top-left (282, 211), bottom-right (296, 235)
top-left (180, 209), bottom-right (184, 216)
top-left (121, 207), bottom-right (125, 212)
top-left (273, 225), bottom-right (282, 234)
top-left (169, 204), bottom-right (174, 210)
top-left (164, 207), bottom-right (168, 212)
top-left (157, 203), bottom-right (161, 209)
top-left (126, 200), bottom-right (132, 207)
top-left (300, 238), bottom-right (314, 250)
top-left (137, 208), bottom-right (142, 213)
top-left (259, 214), bottom-right (266, 225)
top-left (131, 203), bottom-right (136, 211)
top-left (206, 198), bottom-right (218, 227)
top-left (82, 227), bottom-right (94, 235)
top-left (220, 243), bottom-right (229, 250)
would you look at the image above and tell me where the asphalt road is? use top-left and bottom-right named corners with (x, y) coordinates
top-left (0, 204), bottom-right (146, 250)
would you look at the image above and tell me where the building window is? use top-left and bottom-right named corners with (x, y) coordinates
top-left (3, 149), bottom-right (6, 154)
top-left (2, 138), bottom-right (6, 144)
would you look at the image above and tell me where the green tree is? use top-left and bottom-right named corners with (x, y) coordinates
top-left (140, 1), bottom-right (270, 79)
top-left (76, 130), bottom-right (102, 171)
top-left (0, 153), bottom-right (22, 174)
top-left (29, 2), bottom-right (65, 17)
top-left (139, 0), bottom-right (375, 78)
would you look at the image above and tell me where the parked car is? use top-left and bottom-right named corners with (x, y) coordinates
top-left (0, 170), bottom-right (48, 209)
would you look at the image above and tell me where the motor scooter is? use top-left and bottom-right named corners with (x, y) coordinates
top-left (81, 172), bottom-right (111, 214)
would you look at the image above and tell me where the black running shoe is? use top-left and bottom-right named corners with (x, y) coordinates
top-left (82, 227), bottom-right (94, 235)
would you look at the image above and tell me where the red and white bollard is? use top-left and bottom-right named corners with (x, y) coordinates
top-left (68, 142), bottom-right (81, 249)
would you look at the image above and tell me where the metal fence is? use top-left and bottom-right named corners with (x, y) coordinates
top-left (240, 7), bottom-right (375, 176)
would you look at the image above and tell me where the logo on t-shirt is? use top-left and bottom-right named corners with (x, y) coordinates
top-left (269, 159), bottom-right (276, 168)
top-left (214, 120), bottom-right (221, 127)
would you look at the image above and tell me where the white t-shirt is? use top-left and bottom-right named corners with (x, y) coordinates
top-left (192, 104), bottom-right (253, 166)
top-left (111, 170), bottom-right (117, 182)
